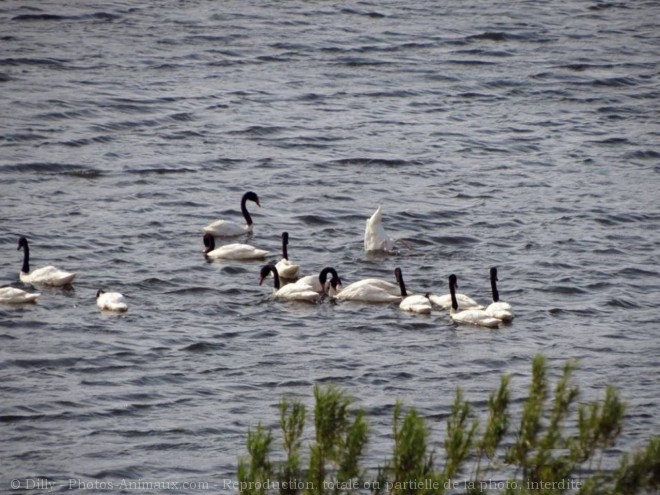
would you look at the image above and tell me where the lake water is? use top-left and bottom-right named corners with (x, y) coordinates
top-left (1, 0), bottom-right (658, 493)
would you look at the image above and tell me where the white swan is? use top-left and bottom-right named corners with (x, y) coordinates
top-left (96, 289), bottom-right (128, 312)
top-left (17, 237), bottom-right (76, 286)
top-left (333, 271), bottom-right (403, 303)
top-left (203, 233), bottom-right (269, 260)
top-left (0, 286), bottom-right (40, 304)
top-left (274, 232), bottom-right (300, 279)
top-left (296, 267), bottom-right (342, 295)
top-left (259, 265), bottom-right (321, 302)
top-left (203, 191), bottom-right (260, 237)
top-left (428, 274), bottom-right (484, 310)
top-left (396, 268), bottom-right (432, 314)
top-left (364, 205), bottom-right (395, 252)
top-left (448, 274), bottom-right (500, 328)
top-left (485, 267), bottom-right (514, 321)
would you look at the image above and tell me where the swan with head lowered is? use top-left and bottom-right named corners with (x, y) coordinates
top-left (428, 274), bottom-right (483, 310)
top-left (17, 236), bottom-right (76, 286)
top-left (448, 274), bottom-right (500, 328)
top-left (364, 205), bottom-right (395, 252)
top-left (0, 286), bottom-right (40, 304)
top-left (274, 232), bottom-right (300, 279)
top-left (96, 289), bottom-right (128, 312)
top-left (333, 269), bottom-right (403, 303)
top-left (296, 267), bottom-right (342, 295)
top-left (259, 265), bottom-right (321, 302)
top-left (203, 233), bottom-right (269, 260)
top-left (484, 267), bottom-right (514, 321)
top-left (395, 268), bottom-right (432, 314)
top-left (203, 191), bottom-right (260, 237)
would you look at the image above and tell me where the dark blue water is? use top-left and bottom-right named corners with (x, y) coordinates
top-left (1, 0), bottom-right (658, 492)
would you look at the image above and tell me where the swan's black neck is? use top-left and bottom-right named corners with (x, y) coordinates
top-left (449, 274), bottom-right (459, 311)
top-left (241, 192), bottom-right (259, 227)
top-left (281, 232), bottom-right (289, 260)
top-left (319, 267), bottom-right (340, 290)
top-left (490, 268), bottom-right (500, 302)
top-left (203, 234), bottom-right (216, 254)
top-left (18, 238), bottom-right (30, 273)
top-left (395, 268), bottom-right (408, 297)
top-left (260, 265), bottom-right (280, 290)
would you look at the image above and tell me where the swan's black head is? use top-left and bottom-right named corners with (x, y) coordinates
top-left (259, 264), bottom-right (274, 285)
top-left (490, 267), bottom-right (498, 281)
top-left (244, 191), bottom-right (260, 207)
top-left (282, 232), bottom-right (289, 243)
top-left (394, 267), bottom-right (403, 282)
top-left (319, 267), bottom-right (341, 291)
top-left (449, 274), bottom-right (458, 289)
top-left (17, 236), bottom-right (28, 250)
top-left (203, 233), bottom-right (215, 253)
top-left (96, 289), bottom-right (105, 299)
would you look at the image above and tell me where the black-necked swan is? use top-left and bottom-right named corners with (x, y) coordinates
top-left (17, 236), bottom-right (76, 286)
top-left (259, 265), bottom-right (321, 302)
top-left (0, 286), bottom-right (40, 304)
top-left (428, 274), bottom-right (484, 310)
top-left (203, 233), bottom-right (269, 260)
top-left (203, 191), bottom-right (260, 237)
top-left (364, 205), bottom-right (395, 252)
top-left (297, 267), bottom-right (342, 295)
top-left (274, 232), bottom-right (300, 279)
top-left (96, 289), bottom-right (128, 312)
top-left (395, 267), bottom-right (432, 314)
top-left (485, 267), bottom-right (514, 321)
top-left (448, 274), bottom-right (500, 328)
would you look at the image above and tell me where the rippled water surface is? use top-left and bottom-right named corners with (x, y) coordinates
top-left (1, 0), bottom-right (659, 492)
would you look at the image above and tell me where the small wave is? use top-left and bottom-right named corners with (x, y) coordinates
top-left (606, 297), bottom-right (640, 309)
top-left (12, 14), bottom-right (71, 21)
top-left (181, 342), bottom-right (226, 353)
top-left (0, 57), bottom-right (67, 68)
top-left (325, 157), bottom-right (422, 167)
top-left (230, 125), bottom-right (287, 136)
top-left (595, 212), bottom-right (655, 226)
top-left (340, 8), bottom-right (386, 18)
top-left (293, 214), bottom-right (336, 226)
top-left (0, 162), bottom-right (102, 178)
top-left (624, 150), bottom-right (660, 160)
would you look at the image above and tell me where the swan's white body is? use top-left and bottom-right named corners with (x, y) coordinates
top-left (451, 308), bottom-right (501, 328)
top-left (400, 294), bottom-right (432, 314)
top-left (96, 291), bottom-right (128, 312)
top-left (364, 205), bottom-right (395, 252)
top-left (0, 287), bottom-right (40, 304)
top-left (428, 293), bottom-right (483, 311)
top-left (275, 258), bottom-right (300, 279)
top-left (333, 277), bottom-right (402, 302)
top-left (391, 268), bottom-right (431, 314)
top-left (485, 301), bottom-right (514, 321)
top-left (203, 191), bottom-right (260, 237)
top-left (20, 266), bottom-right (76, 286)
top-left (203, 234), bottom-right (268, 260)
top-left (260, 265), bottom-right (320, 302)
top-left (17, 237), bottom-right (76, 287)
top-left (485, 267), bottom-right (514, 321)
top-left (273, 280), bottom-right (321, 302)
top-left (205, 243), bottom-right (269, 260)
top-left (296, 274), bottom-right (325, 292)
top-left (203, 220), bottom-right (251, 237)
